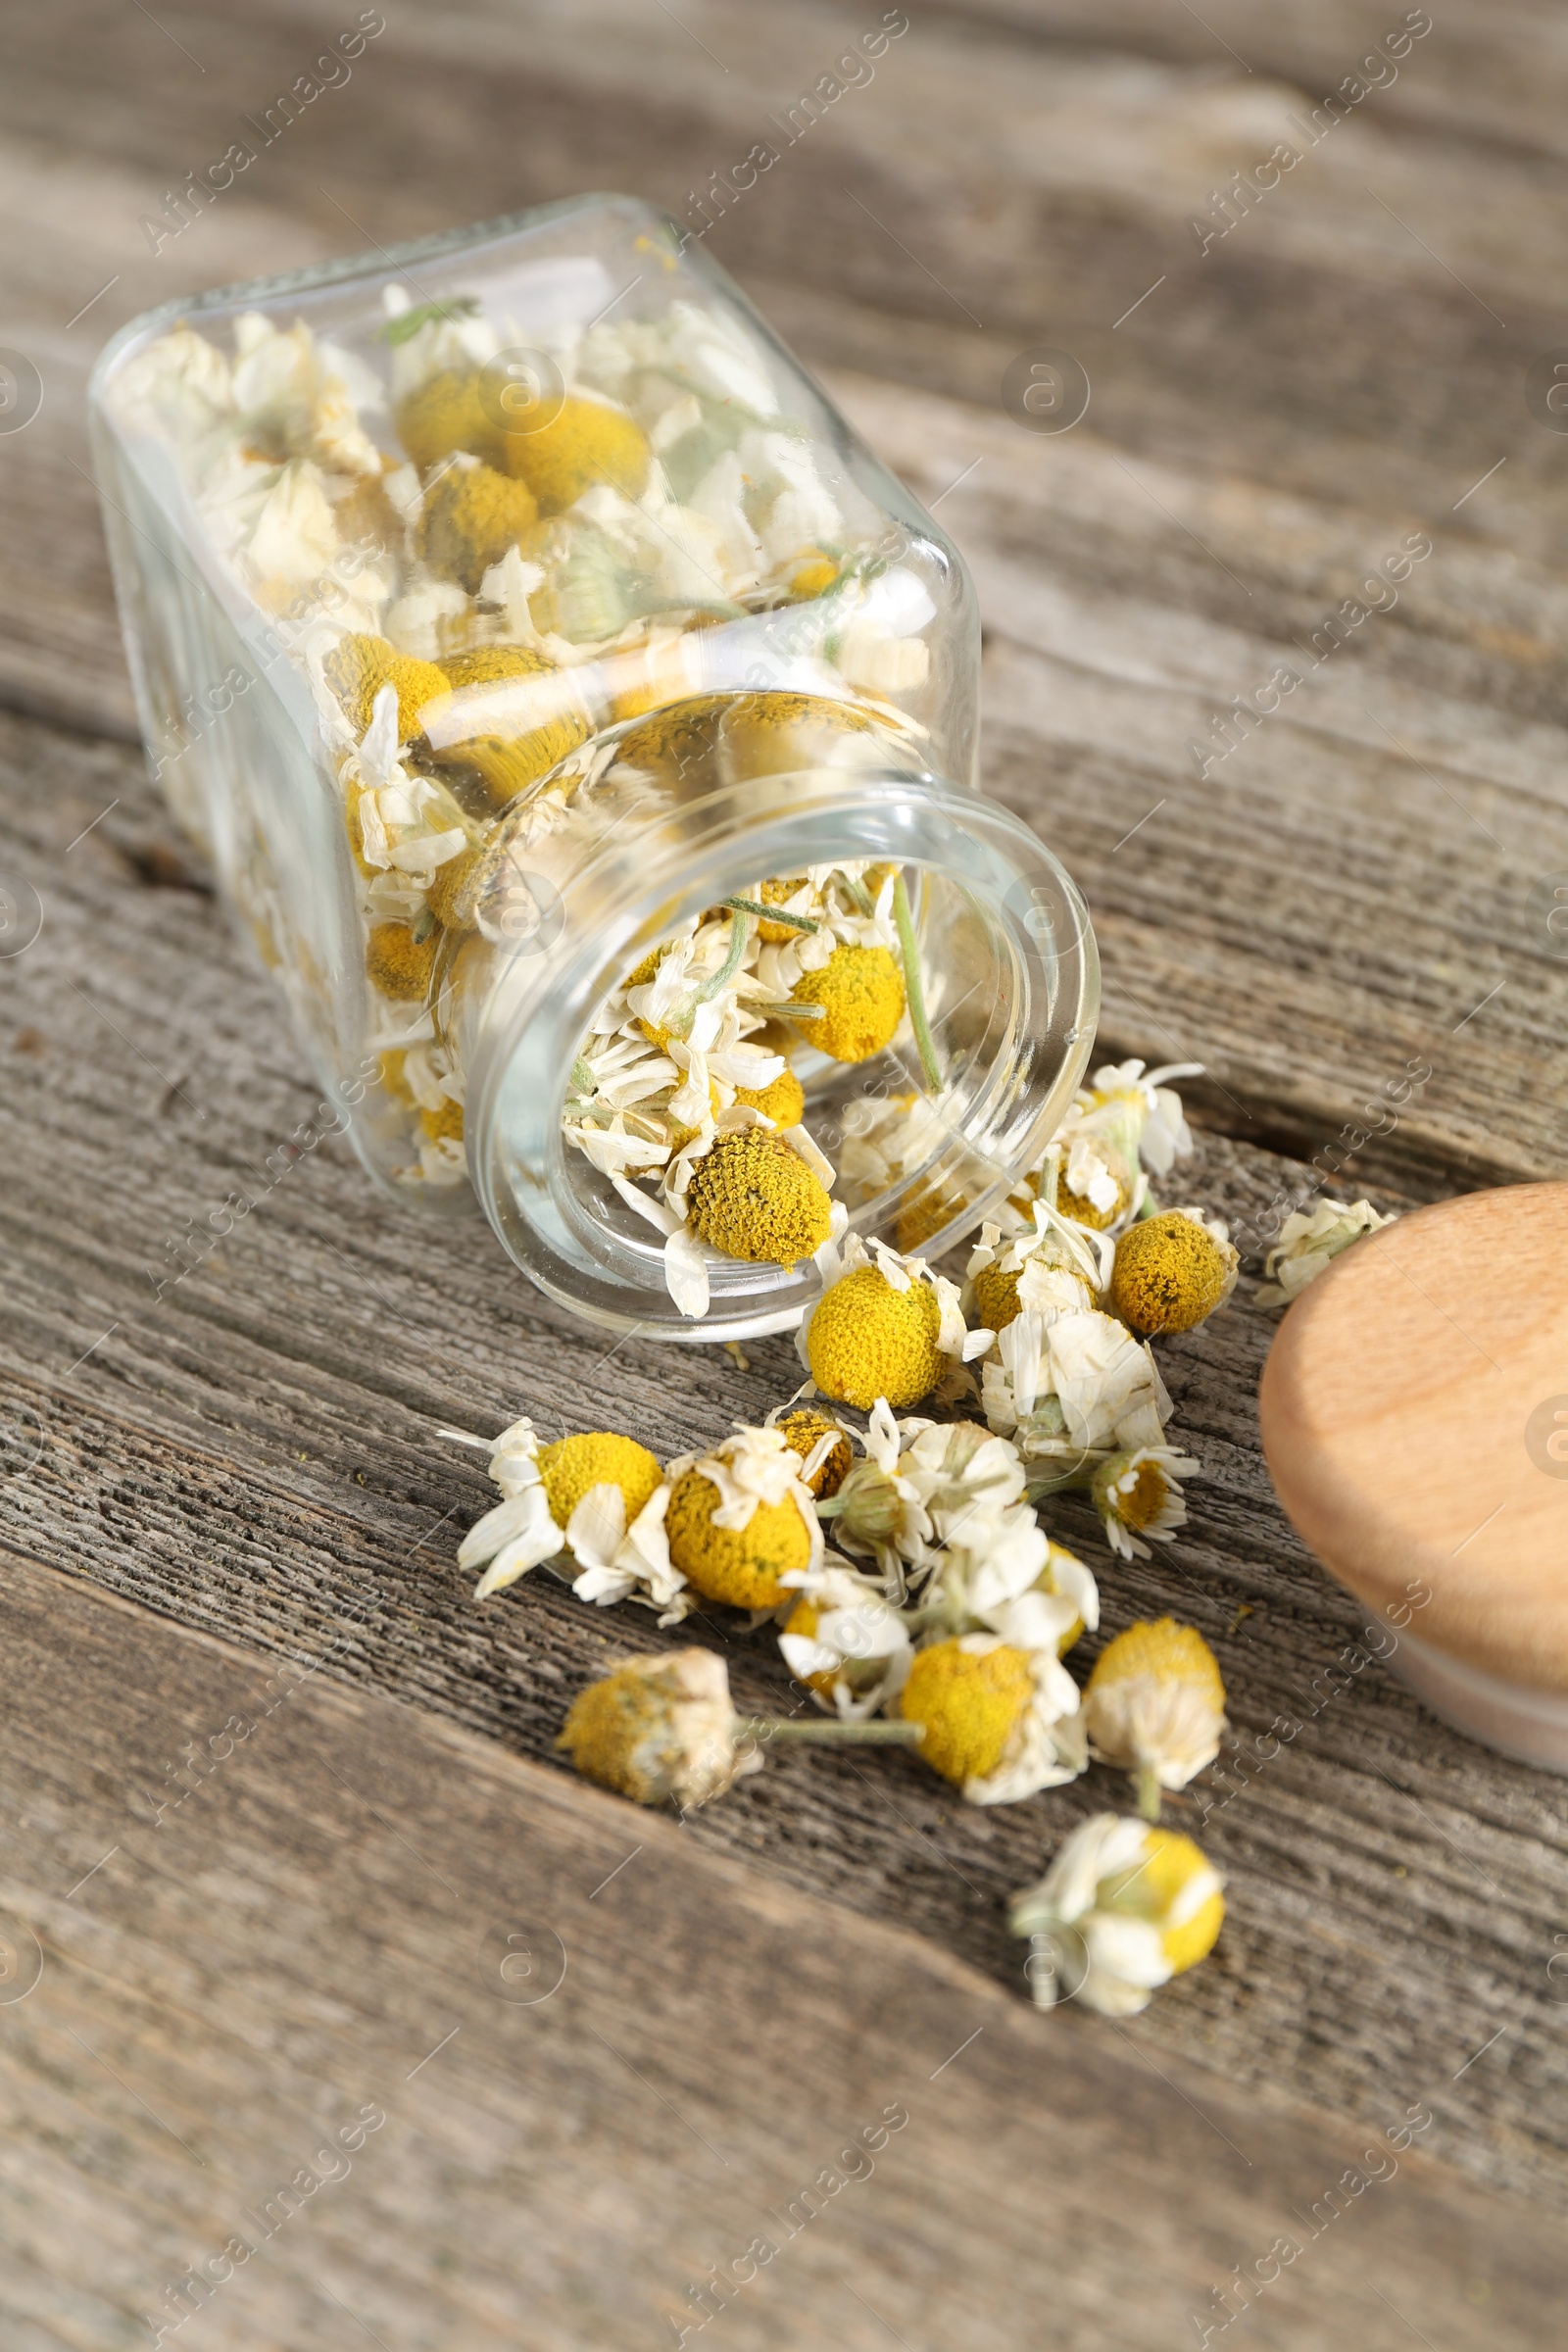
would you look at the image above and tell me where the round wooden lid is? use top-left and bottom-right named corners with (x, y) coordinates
top-left (1258, 1183), bottom-right (1568, 1692)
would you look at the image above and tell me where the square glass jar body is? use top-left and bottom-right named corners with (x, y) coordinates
top-left (89, 194), bottom-right (1095, 1341)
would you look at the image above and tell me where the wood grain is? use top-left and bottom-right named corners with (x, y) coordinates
top-left (1, 1546), bottom-right (1563, 2352)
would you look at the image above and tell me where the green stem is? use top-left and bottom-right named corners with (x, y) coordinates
top-left (758, 1000), bottom-right (825, 1023)
top-left (692, 910), bottom-right (752, 1004)
top-left (892, 870), bottom-right (942, 1091)
top-left (722, 895), bottom-right (818, 935)
top-left (735, 1715), bottom-right (923, 1746)
top-left (568, 1056), bottom-right (595, 1096)
top-left (1135, 1764), bottom-right (1164, 1824)
top-left (838, 870), bottom-right (874, 916)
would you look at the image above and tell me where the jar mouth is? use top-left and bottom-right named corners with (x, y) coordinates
top-left (462, 759), bottom-right (1098, 1342)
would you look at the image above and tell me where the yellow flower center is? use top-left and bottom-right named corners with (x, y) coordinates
top-left (420, 1097), bottom-right (465, 1147)
top-left (366, 920), bottom-right (439, 1003)
top-left (394, 367), bottom-right (496, 472)
top-left (973, 1261), bottom-right (1023, 1332)
top-left (807, 1265), bottom-right (943, 1410)
top-left (324, 632), bottom-right (447, 742)
top-left (416, 461), bottom-right (539, 593)
top-left (536, 1432), bottom-right (663, 1536)
top-left (1109, 1212), bottom-right (1230, 1337)
top-left (790, 945), bottom-right (905, 1063)
top-left (1111, 1458), bottom-right (1170, 1533)
top-left (733, 1066), bottom-right (806, 1128)
top-left (775, 1408), bottom-right (853, 1497)
top-left (684, 1129), bottom-right (833, 1266)
top-left (432, 643), bottom-right (588, 808)
top-left (1100, 1827), bottom-right (1225, 1977)
top-left (665, 1470), bottom-right (812, 1607)
top-left (1086, 1618), bottom-right (1226, 1711)
top-left (898, 1641), bottom-right (1033, 1785)
top-left (755, 876), bottom-right (812, 944)
top-left (500, 392), bottom-right (650, 514)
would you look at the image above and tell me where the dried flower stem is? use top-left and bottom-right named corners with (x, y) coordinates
top-left (722, 894), bottom-right (818, 935)
top-left (734, 1715), bottom-right (923, 1746)
top-left (893, 870), bottom-right (942, 1090)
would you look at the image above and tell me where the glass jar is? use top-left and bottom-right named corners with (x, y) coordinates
top-left (89, 194), bottom-right (1098, 1343)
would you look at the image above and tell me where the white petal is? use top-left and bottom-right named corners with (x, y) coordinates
top-left (564, 1482), bottom-right (629, 1573)
top-left (664, 1223), bottom-right (710, 1317)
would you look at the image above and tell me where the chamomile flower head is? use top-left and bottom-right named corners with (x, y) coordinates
top-left (1109, 1208), bottom-right (1239, 1337)
top-left (1090, 1446), bottom-right (1200, 1560)
top-left (394, 366), bottom-right (497, 472)
top-left (769, 1405), bottom-right (854, 1497)
top-left (732, 1065), bottom-right (806, 1128)
top-left (1056, 1134), bottom-right (1138, 1232)
top-left (366, 920), bottom-right (439, 1003)
top-left (982, 1306), bottom-right (1171, 1472)
top-left (778, 1562), bottom-right (912, 1718)
top-left (1084, 1618), bottom-right (1227, 1818)
top-left (324, 631), bottom-right (447, 742)
top-left (452, 1419), bottom-right (681, 1615)
top-left (416, 460), bottom-right (539, 593)
top-left (501, 392), bottom-right (651, 514)
top-left (1258, 1198), bottom-right (1393, 1305)
top-left (431, 644), bottom-right (590, 807)
top-left (1010, 1813), bottom-right (1225, 2014)
top-left (1080, 1058), bottom-right (1201, 1178)
top-left (814, 1398), bottom-right (931, 1588)
top-left (664, 1424), bottom-right (822, 1608)
top-left (965, 1204), bottom-right (1108, 1335)
top-left (801, 1236), bottom-right (982, 1412)
top-left (558, 1646), bottom-right (760, 1808)
top-left (896, 1633), bottom-right (1086, 1804)
top-left (932, 1533), bottom-right (1101, 1659)
top-left (685, 1127), bottom-right (834, 1267)
top-left (789, 943), bottom-right (905, 1063)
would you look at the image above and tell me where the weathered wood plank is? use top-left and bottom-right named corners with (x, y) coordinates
top-left (0, 1547), bottom-right (1562, 2352)
top-left (1, 706), bottom-right (1565, 2218)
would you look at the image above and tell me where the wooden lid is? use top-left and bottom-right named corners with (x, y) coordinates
top-left (1258, 1184), bottom-right (1568, 1692)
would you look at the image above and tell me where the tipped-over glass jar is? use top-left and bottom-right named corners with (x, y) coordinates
top-left (89, 194), bottom-right (1098, 1342)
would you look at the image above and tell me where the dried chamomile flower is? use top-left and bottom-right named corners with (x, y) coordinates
top-left (1010, 1813), bottom-right (1225, 2014)
top-left (366, 919), bottom-right (439, 1003)
top-left (685, 1127), bottom-right (833, 1267)
top-left (558, 1647), bottom-right (760, 1808)
top-left (1089, 1446), bottom-right (1200, 1561)
top-left (801, 1234), bottom-right (985, 1411)
top-left (426, 644), bottom-right (589, 806)
top-left (1055, 1133), bottom-right (1139, 1233)
top-left (766, 1404), bottom-right (853, 1497)
top-left (732, 1065), bottom-right (806, 1127)
top-left (394, 366), bottom-right (497, 472)
top-left (965, 1202), bottom-right (1109, 1335)
top-left (558, 1645), bottom-right (921, 1810)
top-left (921, 1526), bottom-right (1100, 1662)
top-left (778, 1561), bottom-right (912, 1718)
top-left (812, 1397), bottom-right (932, 1592)
top-left (664, 1424), bottom-right (823, 1608)
top-left (788, 943), bottom-right (905, 1063)
top-left (1109, 1208), bottom-right (1239, 1338)
top-left (502, 392), bottom-right (651, 514)
top-left (416, 460), bottom-right (538, 593)
top-left (1077, 1058), bottom-right (1201, 1178)
top-left (450, 1417), bottom-right (681, 1614)
top-left (324, 631), bottom-right (447, 742)
top-left (1257, 1199), bottom-right (1393, 1305)
top-left (1083, 1618), bottom-right (1227, 1820)
top-left (982, 1306), bottom-right (1171, 1473)
top-left (895, 1633), bottom-right (1087, 1804)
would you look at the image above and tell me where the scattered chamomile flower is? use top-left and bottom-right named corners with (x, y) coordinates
top-left (1010, 1813), bottom-right (1225, 2015)
top-left (1056, 1133), bottom-right (1140, 1233)
top-left (811, 1397), bottom-right (931, 1595)
top-left (896, 1633), bottom-right (1087, 1804)
top-left (920, 1529), bottom-right (1100, 1660)
top-left (1075, 1058), bottom-right (1202, 1179)
top-left (558, 1645), bottom-right (923, 1809)
top-left (1109, 1207), bottom-right (1239, 1338)
top-left (767, 1403), bottom-right (853, 1497)
top-left (1257, 1199), bottom-right (1394, 1305)
top-left (1084, 1618), bottom-right (1227, 1820)
top-left (1089, 1446), bottom-right (1200, 1561)
top-left (964, 1200), bottom-right (1108, 1334)
top-left (777, 1560), bottom-right (912, 1718)
top-left (800, 1233), bottom-right (987, 1411)
top-left (664, 1424), bottom-right (823, 1607)
top-left (982, 1305), bottom-right (1171, 1474)
top-left (446, 1417), bottom-right (686, 1618)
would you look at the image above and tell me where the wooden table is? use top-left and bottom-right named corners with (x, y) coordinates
top-left (1, 4), bottom-right (1564, 2344)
